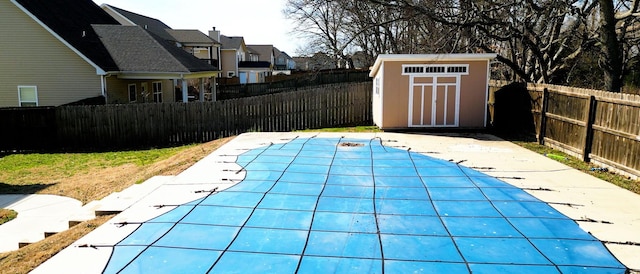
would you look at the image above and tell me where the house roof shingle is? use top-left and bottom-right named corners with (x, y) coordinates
top-left (93, 25), bottom-right (216, 73)
top-left (166, 29), bottom-right (220, 45)
top-left (220, 35), bottom-right (245, 50)
top-left (15, 0), bottom-right (120, 72)
top-left (103, 4), bottom-right (174, 41)
top-left (93, 25), bottom-right (188, 73)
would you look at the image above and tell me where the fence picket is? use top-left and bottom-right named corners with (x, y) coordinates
top-left (490, 81), bottom-right (640, 178)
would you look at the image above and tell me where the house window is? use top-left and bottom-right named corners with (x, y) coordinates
top-left (152, 81), bottom-right (162, 103)
top-left (18, 86), bottom-right (38, 107)
top-left (128, 84), bottom-right (137, 103)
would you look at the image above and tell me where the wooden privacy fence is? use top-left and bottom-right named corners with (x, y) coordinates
top-left (217, 70), bottom-right (371, 100)
top-left (490, 81), bottom-right (640, 178)
top-left (1, 82), bottom-right (373, 151)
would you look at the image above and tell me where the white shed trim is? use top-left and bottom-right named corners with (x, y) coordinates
top-left (369, 53), bottom-right (497, 77)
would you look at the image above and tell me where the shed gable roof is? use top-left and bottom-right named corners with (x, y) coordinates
top-left (369, 53), bottom-right (497, 77)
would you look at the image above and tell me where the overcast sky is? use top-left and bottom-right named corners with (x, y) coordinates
top-left (93, 0), bottom-right (302, 54)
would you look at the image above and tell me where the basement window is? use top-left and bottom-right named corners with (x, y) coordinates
top-left (18, 86), bottom-right (38, 107)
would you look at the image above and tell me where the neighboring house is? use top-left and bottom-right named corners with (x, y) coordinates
top-left (274, 47), bottom-right (296, 74)
top-left (102, 4), bottom-right (221, 100)
top-left (219, 35), bottom-right (248, 78)
top-left (102, 4), bottom-right (220, 71)
top-left (369, 54), bottom-right (497, 130)
top-left (0, 0), bottom-right (219, 107)
top-left (165, 29), bottom-right (221, 70)
top-left (94, 24), bottom-right (219, 103)
top-left (247, 45), bottom-right (275, 65)
top-left (0, 0), bottom-right (119, 107)
top-left (219, 36), bottom-right (271, 84)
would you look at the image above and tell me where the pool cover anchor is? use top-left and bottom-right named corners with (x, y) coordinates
top-left (577, 217), bottom-right (614, 224)
top-left (194, 187), bottom-right (219, 194)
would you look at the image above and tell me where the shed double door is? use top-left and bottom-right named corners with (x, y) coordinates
top-left (409, 76), bottom-right (460, 127)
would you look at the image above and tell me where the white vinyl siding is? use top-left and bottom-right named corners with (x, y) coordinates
top-left (18, 86), bottom-right (38, 107)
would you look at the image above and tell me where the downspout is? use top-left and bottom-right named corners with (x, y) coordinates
top-left (101, 73), bottom-right (110, 104)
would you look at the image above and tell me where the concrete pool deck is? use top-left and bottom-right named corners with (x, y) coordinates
top-left (30, 132), bottom-right (640, 273)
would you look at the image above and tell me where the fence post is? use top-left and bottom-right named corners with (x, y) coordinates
top-left (538, 88), bottom-right (549, 145)
top-left (582, 95), bottom-right (597, 162)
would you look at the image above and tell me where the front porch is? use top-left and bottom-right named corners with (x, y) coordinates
top-left (105, 72), bottom-right (219, 104)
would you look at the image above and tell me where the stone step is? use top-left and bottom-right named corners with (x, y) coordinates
top-left (0, 194), bottom-right (83, 252)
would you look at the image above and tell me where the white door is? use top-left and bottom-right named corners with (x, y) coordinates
top-left (409, 75), bottom-right (460, 127)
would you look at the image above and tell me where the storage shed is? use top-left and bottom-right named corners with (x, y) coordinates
top-left (369, 54), bottom-right (496, 129)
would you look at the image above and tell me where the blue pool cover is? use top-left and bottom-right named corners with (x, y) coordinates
top-left (103, 137), bottom-right (627, 273)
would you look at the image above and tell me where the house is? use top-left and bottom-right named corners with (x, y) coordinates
top-left (94, 24), bottom-right (219, 103)
top-left (219, 36), bottom-right (271, 84)
top-left (219, 35), bottom-right (247, 78)
top-left (274, 48), bottom-right (296, 74)
top-left (101, 4), bottom-right (221, 101)
top-left (369, 54), bottom-right (497, 130)
top-left (0, 0), bottom-right (119, 107)
top-left (0, 0), bottom-right (219, 107)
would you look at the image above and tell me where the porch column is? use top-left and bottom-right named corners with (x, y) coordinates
top-left (181, 79), bottom-right (188, 102)
top-left (211, 77), bottom-right (217, 102)
top-left (199, 78), bottom-right (205, 102)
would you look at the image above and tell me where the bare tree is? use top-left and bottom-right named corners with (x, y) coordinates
top-left (284, 0), bottom-right (355, 68)
top-left (597, 0), bottom-right (640, 91)
top-left (285, 0), bottom-right (639, 91)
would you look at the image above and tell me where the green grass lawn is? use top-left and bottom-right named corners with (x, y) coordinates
top-left (0, 147), bottom-right (185, 183)
top-left (0, 138), bottom-right (231, 204)
top-left (0, 209), bottom-right (17, 225)
top-left (297, 125), bottom-right (382, 133)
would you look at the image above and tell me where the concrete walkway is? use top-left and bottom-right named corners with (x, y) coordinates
top-left (0, 176), bottom-right (170, 253)
top-left (0, 194), bottom-right (84, 252)
top-left (18, 132), bottom-right (640, 273)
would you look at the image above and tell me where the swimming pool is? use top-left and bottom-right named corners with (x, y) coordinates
top-left (102, 137), bottom-right (627, 273)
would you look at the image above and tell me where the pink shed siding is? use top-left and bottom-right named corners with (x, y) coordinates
top-left (371, 55), bottom-right (494, 129)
